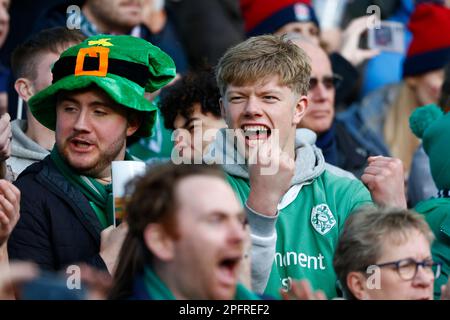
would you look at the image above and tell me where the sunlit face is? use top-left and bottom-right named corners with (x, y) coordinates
top-left (168, 175), bottom-right (247, 300)
top-left (0, 0), bottom-right (9, 47)
top-left (173, 103), bottom-right (226, 161)
top-left (407, 69), bottom-right (445, 106)
top-left (86, 0), bottom-right (142, 33)
top-left (55, 87), bottom-right (139, 178)
top-left (295, 41), bottom-right (335, 134)
top-left (361, 229), bottom-right (435, 300)
top-left (275, 22), bottom-right (320, 46)
top-left (220, 76), bottom-right (306, 158)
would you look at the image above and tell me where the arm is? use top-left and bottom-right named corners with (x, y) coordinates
top-left (245, 140), bottom-right (294, 293)
top-left (246, 203), bottom-right (278, 294)
top-left (338, 16), bottom-right (380, 68)
top-left (7, 180), bottom-right (55, 270)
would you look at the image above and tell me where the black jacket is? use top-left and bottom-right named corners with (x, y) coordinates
top-left (8, 156), bottom-right (107, 272)
top-left (334, 118), bottom-right (375, 179)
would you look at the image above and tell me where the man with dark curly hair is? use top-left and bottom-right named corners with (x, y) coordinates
top-left (159, 70), bottom-right (226, 162)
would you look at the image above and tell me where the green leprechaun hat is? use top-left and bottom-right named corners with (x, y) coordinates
top-left (28, 34), bottom-right (176, 137)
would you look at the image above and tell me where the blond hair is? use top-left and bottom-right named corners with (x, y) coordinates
top-left (215, 34), bottom-right (311, 96)
top-left (384, 83), bottom-right (421, 174)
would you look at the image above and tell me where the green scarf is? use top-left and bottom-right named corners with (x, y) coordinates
top-left (143, 266), bottom-right (261, 300)
top-left (50, 147), bottom-right (134, 230)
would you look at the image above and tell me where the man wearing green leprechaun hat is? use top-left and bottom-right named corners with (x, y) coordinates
top-left (7, 35), bottom-right (176, 274)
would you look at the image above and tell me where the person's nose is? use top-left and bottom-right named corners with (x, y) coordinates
top-left (243, 96), bottom-right (263, 118)
top-left (310, 80), bottom-right (329, 101)
top-left (73, 109), bottom-right (91, 132)
top-left (412, 265), bottom-right (434, 288)
top-left (228, 217), bottom-right (247, 245)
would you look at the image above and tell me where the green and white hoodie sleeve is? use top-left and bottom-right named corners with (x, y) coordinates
top-left (245, 202), bottom-right (278, 294)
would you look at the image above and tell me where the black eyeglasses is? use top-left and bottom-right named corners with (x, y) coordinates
top-left (309, 74), bottom-right (342, 91)
top-left (369, 258), bottom-right (442, 281)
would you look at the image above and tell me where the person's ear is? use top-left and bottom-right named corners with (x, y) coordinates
top-left (346, 271), bottom-right (370, 300)
top-left (14, 78), bottom-right (35, 102)
top-left (126, 112), bottom-right (142, 137)
top-left (293, 95), bottom-right (308, 125)
top-left (143, 223), bottom-right (175, 261)
top-left (219, 97), bottom-right (226, 120)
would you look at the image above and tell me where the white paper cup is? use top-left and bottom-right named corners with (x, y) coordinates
top-left (111, 160), bottom-right (146, 226)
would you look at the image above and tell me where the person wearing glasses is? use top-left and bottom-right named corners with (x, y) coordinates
top-left (333, 207), bottom-right (443, 300)
top-left (289, 35), bottom-right (388, 179)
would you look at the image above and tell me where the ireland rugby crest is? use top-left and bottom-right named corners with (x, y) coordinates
top-left (311, 204), bottom-right (336, 235)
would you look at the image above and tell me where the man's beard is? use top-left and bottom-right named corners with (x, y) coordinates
top-left (57, 135), bottom-right (127, 178)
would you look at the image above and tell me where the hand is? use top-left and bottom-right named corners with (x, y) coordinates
top-left (361, 156), bottom-right (407, 209)
top-left (247, 138), bottom-right (295, 216)
top-left (140, 0), bottom-right (156, 20)
top-left (99, 222), bottom-right (128, 275)
top-left (0, 180), bottom-right (21, 246)
top-left (320, 28), bottom-right (342, 54)
top-left (0, 113), bottom-right (12, 162)
top-left (140, 0), bottom-right (166, 34)
top-left (339, 16), bottom-right (380, 67)
top-left (0, 262), bottom-right (39, 300)
top-left (78, 264), bottom-right (113, 300)
top-left (281, 280), bottom-right (327, 300)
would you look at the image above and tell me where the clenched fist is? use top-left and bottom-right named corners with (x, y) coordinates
top-left (361, 156), bottom-right (407, 209)
top-left (247, 138), bottom-right (295, 216)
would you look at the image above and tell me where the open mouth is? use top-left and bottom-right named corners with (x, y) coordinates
top-left (70, 138), bottom-right (94, 152)
top-left (241, 124), bottom-right (271, 141)
top-left (217, 256), bottom-right (241, 285)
